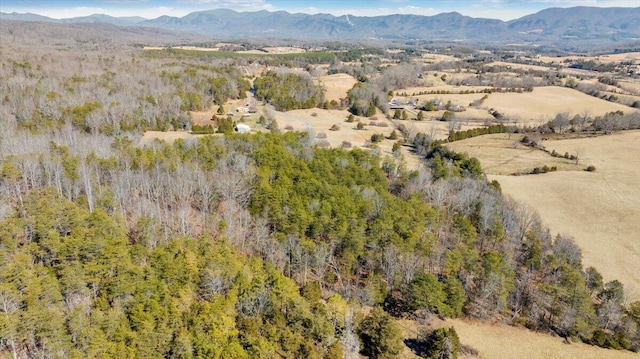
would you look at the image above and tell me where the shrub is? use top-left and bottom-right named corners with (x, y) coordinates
top-left (356, 122), bottom-right (365, 130)
top-left (392, 141), bottom-right (402, 153)
top-left (341, 141), bottom-right (352, 149)
top-left (284, 125), bottom-right (294, 131)
top-left (370, 133), bottom-right (384, 143)
top-left (441, 111), bottom-right (455, 121)
top-left (267, 119), bottom-right (279, 131)
top-left (315, 139), bottom-right (330, 147)
top-left (586, 165), bottom-right (596, 172)
top-left (329, 124), bottom-right (340, 131)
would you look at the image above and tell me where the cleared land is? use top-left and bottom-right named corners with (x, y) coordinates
top-left (482, 86), bottom-right (634, 124)
top-left (445, 319), bottom-right (639, 359)
top-left (447, 134), bottom-right (583, 175)
top-left (487, 61), bottom-right (558, 72)
top-left (315, 73), bottom-right (357, 102)
top-left (488, 131), bottom-right (640, 300)
top-left (397, 317), bottom-right (638, 359)
top-left (537, 52), bottom-right (640, 65)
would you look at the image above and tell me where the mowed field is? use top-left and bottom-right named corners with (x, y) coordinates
top-left (482, 131), bottom-right (640, 300)
top-left (482, 86), bottom-right (633, 124)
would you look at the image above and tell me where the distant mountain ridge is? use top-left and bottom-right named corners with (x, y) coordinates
top-left (2, 7), bottom-right (640, 49)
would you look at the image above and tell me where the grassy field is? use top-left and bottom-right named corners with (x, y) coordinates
top-left (444, 319), bottom-right (639, 359)
top-left (482, 86), bottom-right (634, 124)
top-left (487, 131), bottom-right (640, 300)
top-left (396, 317), bottom-right (639, 359)
top-left (447, 131), bottom-right (640, 299)
top-left (537, 52), bottom-right (640, 65)
top-left (447, 133), bottom-right (583, 175)
top-left (315, 73), bottom-right (357, 102)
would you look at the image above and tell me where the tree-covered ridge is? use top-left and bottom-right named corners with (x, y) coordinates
top-left (1, 132), bottom-right (639, 357)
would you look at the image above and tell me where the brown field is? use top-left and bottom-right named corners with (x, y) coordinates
top-left (142, 46), bottom-right (219, 51)
top-left (274, 109), bottom-right (386, 145)
top-left (447, 134), bottom-right (583, 175)
top-left (272, 108), bottom-right (421, 168)
top-left (420, 53), bottom-right (458, 64)
top-left (444, 319), bottom-right (639, 359)
top-left (315, 73), bottom-right (357, 102)
top-left (481, 86), bottom-right (636, 124)
top-left (619, 80), bottom-right (640, 96)
top-left (487, 131), bottom-right (640, 300)
top-left (396, 317), bottom-right (638, 359)
top-left (488, 61), bottom-right (558, 72)
top-left (537, 52), bottom-right (640, 65)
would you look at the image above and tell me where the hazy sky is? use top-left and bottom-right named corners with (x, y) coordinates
top-left (1, 0), bottom-right (638, 21)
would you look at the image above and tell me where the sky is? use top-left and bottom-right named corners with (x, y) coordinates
top-left (1, 0), bottom-right (638, 21)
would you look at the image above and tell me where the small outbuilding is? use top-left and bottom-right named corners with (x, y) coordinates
top-left (234, 124), bottom-right (251, 133)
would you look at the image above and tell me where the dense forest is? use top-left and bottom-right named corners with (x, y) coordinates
top-left (1, 33), bottom-right (640, 358)
top-left (2, 131), bottom-right (639, 357)
top-left (253, 71), bottom-right (324, 111)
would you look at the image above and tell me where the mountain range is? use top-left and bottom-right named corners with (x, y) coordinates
top-left (2, 7), bottom-right (640, 49)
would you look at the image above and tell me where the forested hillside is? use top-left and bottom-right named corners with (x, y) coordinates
top-left (1, 32), bottom-right (639, 358)
top-left (2, 131), bottom-right (639, 357)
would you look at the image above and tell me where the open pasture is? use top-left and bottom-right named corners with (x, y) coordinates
top-left (487, 61), bottom-right (557, 72)
top-left (315, 73), bottom-right (357, 102)
top-left (489, 131), bottom-right (640, 300)
top-left (537, 52), bottom-right (640, 65)
top-left (446, 318), bottom-right (639, 359)
top-left (397, 317), bottom-right (639, 359)
top-left (481, 86), bottom-right (635, 124)
top-left (274, 108), bottom-right (390, 146)
top-left (446, 133), bottom-right (583, 175)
